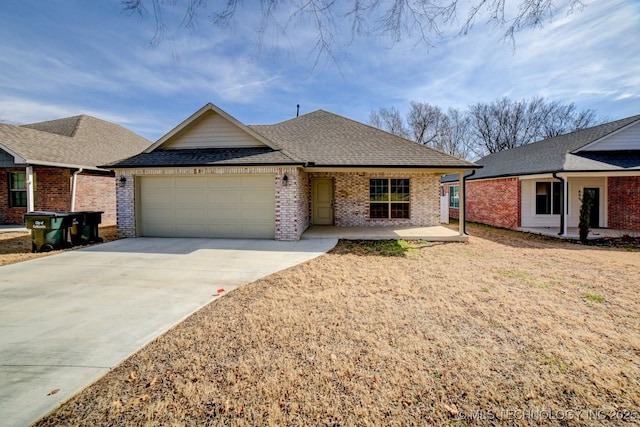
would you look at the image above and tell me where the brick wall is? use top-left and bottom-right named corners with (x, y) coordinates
top-left (446, 178), bottom-right (520, 230)
top-left (34, 166), bottom-right (73, 213)
top-left (608, 176), bottom-right (640, 231)
top-left (74, 171), bottom-right (117, 225)
top-left (2, 167), bottom-right (117, 225)
top-left (307, 171), bottom-right (441, 227)
top-left (0, 169), bottom-right (14, 223)
top-left (275, 168), bottom-right (310, 240)
top-left (1, 166), bottom-right (72, 224)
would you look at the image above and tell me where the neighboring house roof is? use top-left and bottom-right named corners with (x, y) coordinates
top-left (249, 110), bottom-right (478, 168)
top-left (111, 104), bottom-right (479, 170)
top-left (442, 114), bottom-right (640, 183)
top-left (0, 115), bottom-right (152, 170)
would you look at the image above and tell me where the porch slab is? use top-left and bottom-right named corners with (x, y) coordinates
top-left (302, 225), bottom-right (468, 242)
top-left (518, 227), bottom-right (640, 240)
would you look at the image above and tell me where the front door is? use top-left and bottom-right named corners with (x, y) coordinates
top-left (312, 178), bottom-right (334, 225)
top-left (584, 187), bottom-right (600, 228)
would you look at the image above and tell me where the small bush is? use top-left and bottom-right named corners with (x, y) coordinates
top-left (578, 191), bottom-right (593, 243)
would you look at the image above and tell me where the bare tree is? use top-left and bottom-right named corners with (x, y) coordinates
top-left (406, 101), bottom-right (446, 146)
top-left (122, 0), bottom-right (585, 63)
top-left (468, 96), bottom-right (600, 154)
top-left (370, 103), bottom-right (473, 159)
top-left (438, 108), bottom-right (473, 159)
top-left (368, 107), bottom-right (409, 138)
top-left (370, 97), bottom-right (601, 159)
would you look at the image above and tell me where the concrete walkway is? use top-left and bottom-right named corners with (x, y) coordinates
top-left (302, 225), bottom-right (468, 242)
top-left (519, 226), bottom-right (640, 240)
top-left (0, 224), bottom-right (28, 233)
top-left (0, 237), bottom-right (337, 427)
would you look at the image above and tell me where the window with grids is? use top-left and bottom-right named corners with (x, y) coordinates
top-left (369, 178), bottom-right (410, 219)
top-left (9, 172), bottom-right (27, 208)
top-left (449, 185), bottom-right (459, 208)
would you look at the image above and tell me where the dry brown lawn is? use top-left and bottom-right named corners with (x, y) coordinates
top-left (0, 226), bottom-right (118, 266)
top-left (29, 225), bottom-right (640, 426)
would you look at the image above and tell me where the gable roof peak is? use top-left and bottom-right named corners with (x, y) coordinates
top-left (145, 102), bottom-right (280, 153)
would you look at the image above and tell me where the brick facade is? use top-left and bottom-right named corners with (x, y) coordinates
top-left (608, 176), bottom-right (640, 231)
top-left (116, 168), bottom-right (441, 240)
top-left (307, 171), bottom-right (441, 227)
top-left (445, 178), bottom-right (521, 230)
top-left (1, 167), bottom-right (116, 225)
top-left (74, 171), bottom-right (117, 225)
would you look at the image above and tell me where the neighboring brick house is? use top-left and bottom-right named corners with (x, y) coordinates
top-left (108, 103), bottom-right (479, 241)
top-left (443, 114), bottom-right (640, 234)
top-left (0, 115), bottom-right (151, 225)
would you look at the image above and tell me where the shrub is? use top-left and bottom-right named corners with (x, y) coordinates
top-left (578, 191), bottom-right (593, 243)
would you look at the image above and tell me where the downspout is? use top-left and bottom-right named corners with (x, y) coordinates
top-left (70, 168), bottom-right (83, 212)
top-left (552, 172), bottom-right (565, 236)
top-left (26, 165), bottom-right (35, 212)
top-left (462, 170), bottom-right (476, 235)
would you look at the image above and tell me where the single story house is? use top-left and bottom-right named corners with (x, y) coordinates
top-left (1, 115), bottom-right (151, 225)
top-left (108, 103), bottom-right (479, 241)
top-left (442, 114), bottom-right (640, 235)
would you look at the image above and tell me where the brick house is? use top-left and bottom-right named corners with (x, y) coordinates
top-left (442, 114), bottom-right (640, 235)
top-left (109, 103), bottom-right (479, 240)
top-left (0, 115), bottom-right (151, 225)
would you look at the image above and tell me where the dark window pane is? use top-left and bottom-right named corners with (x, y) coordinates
top-left (449, 185), bottom-right (459, 208)
top-left (390, 179), bottom-right (410, 201)
top-left (369, 179), bottom-right (388, 202)
top-left (535, 182), bottom-right (551, 214)
top-left (370, 203), bottom-right (389, 218)
top-left (390, 203), bottom-right (410, 218)
top-left (552, 182), bottom-right (562, 215)
top-left (10, 172), bottom-right (26, 190)
top-left (11, 191), bottom-right (27, 208)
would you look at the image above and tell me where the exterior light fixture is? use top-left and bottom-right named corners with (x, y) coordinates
top-left (282, 174), bottom-right (289, 186)
top-left (119, 176), bottom-right (127, 187)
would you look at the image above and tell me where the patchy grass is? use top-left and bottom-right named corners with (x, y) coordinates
top-left (584, 294), bottom-right (606, 303)
top-left (331, 239), bottom-right (415, 256)
top-left (34, 224), bottom-right (640, 426)
top-left (0, 226), bottom-right (118, 266)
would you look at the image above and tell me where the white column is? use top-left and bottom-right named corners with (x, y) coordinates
top-left (563, 177), bottom-right (568, 236)
top-left (26, 165), bottom-right (35, 212)
top-left (458, 171), bottom-right (465, 236)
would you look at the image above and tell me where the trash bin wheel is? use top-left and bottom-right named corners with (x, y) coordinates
top-left (40, 244), bottom-right (54, 253)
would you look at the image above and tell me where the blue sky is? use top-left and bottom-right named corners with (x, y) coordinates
top-left (0, 0), bottom-right (638, 141)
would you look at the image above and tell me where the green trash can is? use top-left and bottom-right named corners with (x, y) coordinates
top-left (24, 211), bottom-right (76, 253)
top-left (70, 211), bottom-right (104, 245)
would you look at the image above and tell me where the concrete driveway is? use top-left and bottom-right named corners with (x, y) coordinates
top-left (0, 237), bottom-right (337, 427)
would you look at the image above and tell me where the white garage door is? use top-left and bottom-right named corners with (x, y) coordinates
top-left (139, 175), bottom-right (275, 239)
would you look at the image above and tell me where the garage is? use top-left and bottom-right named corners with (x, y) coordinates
top-left (138, 175), bottom-right (275, 238)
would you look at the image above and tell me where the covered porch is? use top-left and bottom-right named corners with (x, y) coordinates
top-left (302, 225), bottom-right (468, 242)
top-left (519, 227), bottom-right (640, 240)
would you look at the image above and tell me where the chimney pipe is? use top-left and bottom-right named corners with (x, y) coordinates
top-left (296, 104), bottom-right (300, 117)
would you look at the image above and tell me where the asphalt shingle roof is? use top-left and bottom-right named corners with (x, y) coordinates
top-left (108, 147), bottom-right (299, 168)
top-left (248, 110), bottom-right (478, 168)
top-left (0, 115), bottom-right (151, 169)
top-left (443, 114), bottom-right (640, 182)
